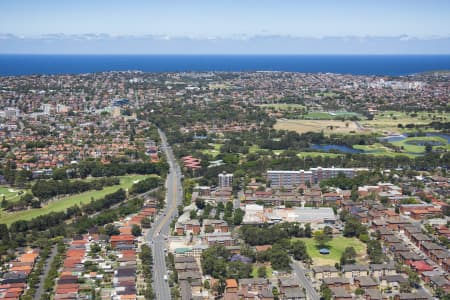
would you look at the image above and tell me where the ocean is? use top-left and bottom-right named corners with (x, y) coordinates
top-left (1, 54), bottom-right (450, 76)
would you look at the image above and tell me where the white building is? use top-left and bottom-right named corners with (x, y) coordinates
top-left (267, 167), bottom-right (359, 188)
top-left (218, 172), bottom-right (233, 188)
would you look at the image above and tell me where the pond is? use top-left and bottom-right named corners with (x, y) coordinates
top-left (378, 132), bottom-right (450, 143)
top-left (311, 144), bottom-right (362, 154)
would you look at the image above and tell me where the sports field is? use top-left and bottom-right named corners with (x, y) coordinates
top-left (293, 237), bottom-right (367, 265)
top-left (0, 174), bottom-right (148, 226)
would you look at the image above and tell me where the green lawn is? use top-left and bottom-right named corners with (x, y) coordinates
top-left (251, 265), bottom-right (273, 278)
top-left (303, 112), bottom-right (335, 120)
top-left (390, 136), bottom-right (450, 154)
top-left (201, 143), bottom-right (223, 158)
top-left (352, 139), bottom-right (450, 158)
top-left (0, 186), bottom-right (28, 203)
top-left (293, 237), bottom-right (366, 266)
top-left (333, 111), bottom-right (364, 118)
top-left (361, 111), bottom-right (450, 134)
top-left (0, 175), bottom-right (149, 226)
top-left (301, 111), bottom-right (365, 120)
top-left (352, 143), bottom-right (417, 158)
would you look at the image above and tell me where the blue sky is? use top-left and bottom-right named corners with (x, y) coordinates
top-left (0, 0), bottom-right (449, 53)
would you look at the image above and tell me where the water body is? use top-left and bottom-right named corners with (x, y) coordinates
top-left (1, 54), bottom-right (450, 76)
top-left (378, 133), bottom-right (450, 143)
top-left (311, 144), bottom-right (362, 154)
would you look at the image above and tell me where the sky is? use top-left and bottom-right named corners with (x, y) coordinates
top-left (0, 0), bottom-right (449, 54)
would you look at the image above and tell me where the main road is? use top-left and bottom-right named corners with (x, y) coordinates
top-left (291, 261), bottom-right (320, 300)
top-left (146, 129), bottom-right (183, 300)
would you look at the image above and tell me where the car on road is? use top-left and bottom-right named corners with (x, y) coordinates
top-left (164, 275), bottom-right (168, 281)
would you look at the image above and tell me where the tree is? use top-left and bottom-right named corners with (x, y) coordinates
top-left (233, 208), bottom-right (245, 225)
top-left (132, 224), bottom-right (142, 237)
top-left (195, 198), bottom-right (205, 209)
top-left (204, 280), bottom-right (210, 289)
top-left (141, 217), bottom-right (152, 228)
top-left (1, 197), bottom-right (8, 209)
top-left (343, 218), bottom-right (367, 238)
top-left (314, 231), bottom-right (331, 248)
top-left (204, 225), bottom-right (214, 233)
top-left (224, 201), bottom-right (234, 223)
top-left (227, 261), bottom-right (252, 279)
top-left (269, 245), bottom-right (291, 271)
top-left (291, 240), bottom-right (311, 262)
top-left (405, 267), bottom-right (420, 288)
top-left (367, 239), bottom-right (383, 263)
top-left (355, 288), bottom-right (364, 295)
top-left (340, 246), bottom-right (357, 265)
top-left (257, 266), bottom-right (267, 278)
top-left (201, 245), bottom-right (231, 279)
top-left (320, 283), bottom-right (332, 300)
top-left (104, 224), bottom-right (119, 236)
top-left (0, 224), bottom-right (10, 242)
top-left (323, 226), bottom-right (333, 237)
top-left (272, 287), bottom-right (280, 300)
top-left (52, 168), bottom-right (68, 180)
top-left (304, 223), bottom-right (312, 238)
top-left (89, 242), bottom-right (101, 254)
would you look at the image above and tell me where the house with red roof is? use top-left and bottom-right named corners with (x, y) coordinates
top-left (110, 234), bottom-right (135, 248)
top-left (409, 261), bottom-right (434, 275)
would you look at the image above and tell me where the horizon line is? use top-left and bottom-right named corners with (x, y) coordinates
top-left (2, 53), bottom-right (450, 56)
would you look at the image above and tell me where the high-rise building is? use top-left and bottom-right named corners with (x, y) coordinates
top-left (267, 167), bottom-right (359, 188)
top-left (218, 172), bottom-right (233, 188)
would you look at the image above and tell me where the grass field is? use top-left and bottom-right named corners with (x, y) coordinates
top-left (302, 112), bottom-right (336, 120)
top-left (352, 143), bottom-right (418, 158)
top-left (274, 119), bottom-right (363, 135)
top-left (0, 186), bottom-right (27, 203)
top-left (201, 143), bottom-right (223, 157)
top-left (390, 136), bottom-right (450, 154)
top-left (251, 265), bottom-right (273, 278)
top-left (0, 175), bottom-right (148, 226)
top-left (361, 111), bottom-right (450, 134)
top-left (293, 237), bottom-right (367, 266)
top-left (274, 110), bottom-right (449, 135)
top-left (300, 111), bottom-right (365, 120)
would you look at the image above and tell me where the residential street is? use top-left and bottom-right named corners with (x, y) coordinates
top-left (291, 261), bottom-right (320, 300)
top-left (33, 246), bottom-right (57, 300)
